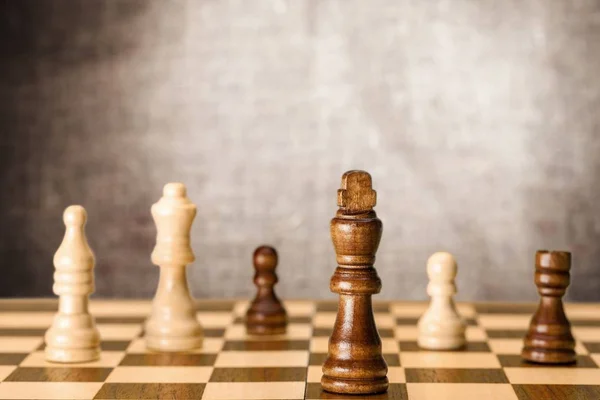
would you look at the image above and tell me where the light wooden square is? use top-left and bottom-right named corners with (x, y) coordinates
top-left (225, 323), bottom-right (312, 340)
top-left (382, 338), bottom-right (400, 353)
top-left (572, 327), bottom-right (600, 341)
top-left (407, 383), bottom-right (518, 400)
top-left (233, 301), bottom-right (315, 317)
top-left (0, 337), bottom-right (43, 352)
top-left (196, 312), bottom-right (233, 328)
top-left (106, 366), bottom-right (213, 383)
top-left (0, 366), bottom-right (16, 381)
top-left (375, 313), bottom-right (396, 328)
top-left (202, 382), bottom-right (305, 399)
top-left (284, 301), bottom-right (316, 317)
top-left (394, 326), bottom-right (486, 341)
top-left (565, 303), bottom-right (600, 319)
top-left (0, 313), bottom-right (54, 328)
top-left (390, 302), bottom-right (476, 318)
top-left (309, 337), bottom-right (329, 352)
top-left (0, 382), bottom-right (103, 399)
top-left (388, 366), bottom-right (406, 383)
top-left (20, 351), bottom-right (124, 367)
top-left (394, 326), bottom-right (419, 340)
top-left (307, 365), bottom-right (322, 382)
top-left (312, 312), bottom-right (337, 328)
top-left (215, 350), bottom-right (309, 367)
top-left (233, 301), bottom-right (250, 316)
top-left (477, 315), bottom-right (530, 329)
top-left (390, 302), bottom-right (427, 317)
top-left (401, 352), bottom-right (501, 368)
top-left (126, 337), bottom-right (223, 353)
top-left (90, 300), bottom-right (151, 316)
top-left (457, 303), bottom-right (477, 318)
top-left (488, 338), bottom-right (589, 355)
top-left (96, 323), bottom-right (142, 340)
top-left (505, 367), bottom-right (600, 384)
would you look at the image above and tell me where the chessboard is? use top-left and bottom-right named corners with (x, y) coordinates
top-left (0, 300), bottom-right (599, 400)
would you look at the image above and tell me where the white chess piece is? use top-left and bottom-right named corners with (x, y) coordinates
top-left (45, 205), bottom-right (101, 363)
top-left (417, 252), bottom-right (466, 350)
top-left (145, 183), bottom-right (203, 351)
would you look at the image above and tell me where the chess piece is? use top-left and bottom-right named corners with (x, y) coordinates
top-left (45, 205), bottom-right (101, 363)
top-left (145, 183), bottom-right (203, 351)
top-left (521, 250), bottom-right (576, 364)
top-left (417, 252), bottom-right (466, 350)
top-left (321, 170), bottom-right (388, 395)
top-left (245, 246), bottom-right (287, 335)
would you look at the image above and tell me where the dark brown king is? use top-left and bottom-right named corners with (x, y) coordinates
top-left (321, 170), bottom-right (388, 395)
top-left (521, 250), bottom-right (576, 364)
top-left (245, 246), bottom-right (287, 335)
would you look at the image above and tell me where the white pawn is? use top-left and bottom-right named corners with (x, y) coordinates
top-left (417, 252), bottom-right (466, 350)
top-left (145, 183), bottom-right (203, 351)
top-left (45, 206), bottom-right (101, 363)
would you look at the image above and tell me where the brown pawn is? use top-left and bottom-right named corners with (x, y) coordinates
top-left (321, 170), bottom-right (388, 395)
top-left (245, 246), bottom-right (287, 335)
top-left (521, 250), bottom-right (576, 364)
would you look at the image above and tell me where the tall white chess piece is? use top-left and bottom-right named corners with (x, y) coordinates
top-left (418, 252), bottom-right (466, 350)
top-left (45, 206), bottom-right (101, 362)
top-left (145, 183), bottom-right (203, 351)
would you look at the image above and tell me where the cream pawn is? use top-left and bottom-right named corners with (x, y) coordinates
top-left (145, 183), bottom-right (203, 351)
top-left (417, 252), bottom-right (466, 350)
top-left (45, 205), bottom-right (101, 363)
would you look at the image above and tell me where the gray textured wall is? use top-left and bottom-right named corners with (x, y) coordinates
top-left (1, 0), bottom-right (599, 301)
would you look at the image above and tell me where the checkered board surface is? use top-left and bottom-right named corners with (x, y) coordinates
top-left (0, 300), bottom-right (599, 400)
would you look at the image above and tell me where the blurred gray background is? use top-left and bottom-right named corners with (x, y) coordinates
top-left (1, 0), bottom-right (599, 301)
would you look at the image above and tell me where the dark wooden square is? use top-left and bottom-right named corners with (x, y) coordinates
top-left (395, 317), bottom-right (477, 326)
top-left (0, 353), bottom-right (28, 365)
top-left (405, 368), bottom-right (508, 383)
top-left (383, 354), bottom-right (400, 367)
top-left (512, 384), bottom-right (600, 400)
top-left (95, 317), bottom-right (146, 324)
top-left (204, 328), bottom-right (226, 337)
top-left (583, 342), bottom-right (600, 353)
top-left (497, 354), bottom-right (598, 368)
top-left (233, 316), bottom-right (312, 324)
top-left (94, 383), bottom-right (205, 399)
top-left (0, 328), bottom-right (46, 336)
top-left (37, 340), bottom-right (131, 352)
top-left (316, 302), bottom-right (337, 312)
top-left (309, 353), bottom-right (328, 366)
top-left (486, 329), bottom-right (528, 339)
top-left (222, 340), bottom-right (309, 351)
top-left (209, 367), bottom-right (306, 382)
top-left (0, 301), bottom-right (57, 312)
top-left (119, 353), bottom-right (217, 366)
top-left (398, 341), bottom-right (490, 352)
top-left (195, 300), bottom-right (236, 311)
top-left (570, 320), bottom-right (600, 327)
top-left (312, 328), bottom-right (333, 337)
top-left (5, 367), bottom-right (112, 382)
top-left (475, 304), bottom-right (536, 314)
